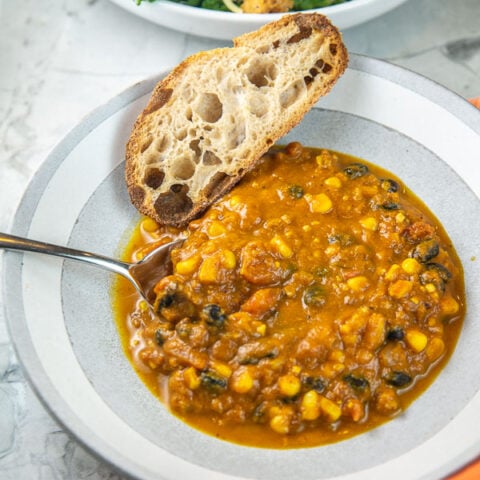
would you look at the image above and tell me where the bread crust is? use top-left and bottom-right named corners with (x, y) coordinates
top-left (126, 13), bottom-right (348, 227)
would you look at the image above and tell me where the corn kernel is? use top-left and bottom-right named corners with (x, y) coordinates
top-left (324, 176), bottom-right (342, 188)
top-left (270, 235), bottom-right (293, 258)
top-left (221, 249), bottom-right (237, 269)
top-left (270, 414), bottom-right (290, 434)
top-left (395, 212), bottom-right (406, 223)
top-left (406, 329), bottom-right (428, 352)
top-left (211, 361), bottom-right (232, 378)
top-left (256, 323), bottom-right (267, 336)
top-left (347, 276), bottom-right (369, 292)
top-left (385, 264), bottom-right (401, 281)
top-left (319, 396), bottom-right (342, 422)
top-left (175, 254), bottom-right (201, 275)
top-left (425, 283), bottom-right (436, 293)
top-left (441, 296), bottom-right (460, 315)
top-left (426, 337), bottom-right (445, 361)
top-left (301, 390), bottom-right (321, 420)
top-left (229, 195), bottom-right (242, 206)
top-left (184, 367), bottom-right (201, 390)
top-left (139, 300), bottom-right (149, 312)
top-left (302, 225), bottom-right (312, 232)
top-left (401, 258), bottom-right (422, 275)
top-left (268, 406), bottom-right (282, 418)
top-left (207, 221), bottom-right (227, 237)
top-left (329, 349), bottom-right (346, 363)
top-left (198, 257), bottom-right (219, 283)
top-left (305, 193), bottom-right (333, 214)
top-left (278, 374), bottom-right (301, 397)
top-left (388, 279), bottom-right (413, 298)
top-left (359, 217), bottom-right (378, 231)
top-left (142, 217), bottom-right (159, 233)
top-left (231, 368), bottom-right (254, 394)
top-left (291, 365), bottom-right (302, 375)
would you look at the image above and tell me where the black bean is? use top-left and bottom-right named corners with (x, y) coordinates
top-left (303, 285), bottom-right (326, 307)
top-left (425, 262), bottom-right (452, 281)
top-left (202, 304), bottom-right (227, 328)
top-left (239, 349), bottom-right (278, 365)
top-left (302, 375), bottom-right (326, 393)
top-left (155, 329), bottom-right (166, 346)
top-left (252, 402), bottom-right (268, 423)
top-left (380, 201), bottom-right (399, 210)
top-left (420, 263), bottom-right (452, 292)
top-left (385, 371), bottom-right (412, 388)
top-left (344, 374), bottom-right (369, 391)
top-left (288, 185), bottom-right (304, 199)
top-left (328, 233), bottom-right (355, 246)
top-left (344, 163), bottom-right (369, 179)
top-left (200, 370), bottom-right (227, 393)
top-left (380, 178), bottom-right (400, 193)
top-left (386, 327), bottom-right (405, 341)
top-left (157, 293), bottom-right (175, 310)
top-left (411, 240), bottom-right (439, 263)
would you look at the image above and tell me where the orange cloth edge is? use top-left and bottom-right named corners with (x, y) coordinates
top-left (469, 97), bottom-right (480, 108)
top-left (449, 457), bottom-right (480, 480)
top-left (447, 95), bottom-right (479, 480)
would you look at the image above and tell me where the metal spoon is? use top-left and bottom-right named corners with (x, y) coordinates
top-left (0, 232), bottom-right (185, 308)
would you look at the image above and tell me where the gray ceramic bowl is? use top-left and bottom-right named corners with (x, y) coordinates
top-left (3, 54), bottom-right (480, 480)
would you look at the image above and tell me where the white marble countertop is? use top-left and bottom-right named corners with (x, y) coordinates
top-left (0, 0), bottom-right (479, 478)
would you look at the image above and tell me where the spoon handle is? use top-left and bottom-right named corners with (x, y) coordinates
top-left (0, 232), bottom-right (130, 277)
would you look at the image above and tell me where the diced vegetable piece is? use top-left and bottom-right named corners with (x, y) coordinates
top-left (241, 288), bottom-right (282, 316)
top-left (388, 279), bottom-right (413, 298)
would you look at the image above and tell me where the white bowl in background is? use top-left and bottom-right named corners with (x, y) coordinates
top-left (108, 0), bottom-right (410, 40)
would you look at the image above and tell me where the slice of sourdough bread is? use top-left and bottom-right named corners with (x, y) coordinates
top-left (126, 13), bottom-right (348, 227)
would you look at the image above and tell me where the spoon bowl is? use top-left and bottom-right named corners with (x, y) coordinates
top-left (0, 232), bottom-right (184, 308)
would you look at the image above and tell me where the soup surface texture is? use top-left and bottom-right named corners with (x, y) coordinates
top-left (114, 143), bottom-right (465, 448)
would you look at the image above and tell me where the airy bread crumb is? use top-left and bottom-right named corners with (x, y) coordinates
top-left (126, 13), bottom-right (348, 227)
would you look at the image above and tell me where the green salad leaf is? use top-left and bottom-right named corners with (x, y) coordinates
top-left (135, 0), bottom-right (351, 11)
